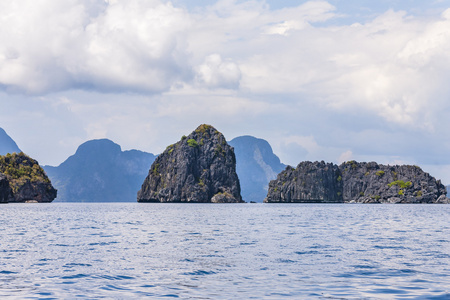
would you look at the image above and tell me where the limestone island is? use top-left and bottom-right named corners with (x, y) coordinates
top-left (265, 161), bottom-right (449, 204)
top-left (137, 124), bottom-right (243, 203)
top-left (0, 152), bottom-right (57, 203)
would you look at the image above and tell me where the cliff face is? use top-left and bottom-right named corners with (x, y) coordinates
top-left (265, 160), bottom-right (448, 204)
top-left (265, 161), bottom-right (343, 203)
top-left (0, 153), bottom-right (57, 203)
top-left (137, 124), bottom-right (243, 203)
top-left (339, 161), bottom-right (448, 204)
top-left (0, 173), bottom-right (12, 203)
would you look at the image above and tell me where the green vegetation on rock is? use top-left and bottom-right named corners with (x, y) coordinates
top-left (388, 180), bottom-right (412, 189)
top-left (376, 170), bottom-right (385, 177)
top-left (0, 152), bottom-right (56, 203)
top-left (195, 124), bottom-right (213, 135)
top-left (0, 152), bottom-right (50, 192)
top-left (187, 139), bottom-right (199, 147)
top-left (152, 163), bottom-right (160, 176)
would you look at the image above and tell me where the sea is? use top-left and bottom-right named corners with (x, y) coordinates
top-left (0, 203), bottom-right (449, 299)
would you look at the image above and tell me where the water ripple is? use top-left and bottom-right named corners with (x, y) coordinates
top-left (0, 203), bottom-right (448, 299)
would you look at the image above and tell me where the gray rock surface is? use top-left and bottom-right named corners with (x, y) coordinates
top-left (13, 180), bottom-right (57, 203)
top-left (339, 161), bottom-right (448, 203)
top-left (137, 124), bottom-right (243, 203)
top-left (265, 160), bottom-right (448, 204)
top-left (0, 173), bottom-right (12, 203)
top-left (265, 161), bottom-right (343, 203)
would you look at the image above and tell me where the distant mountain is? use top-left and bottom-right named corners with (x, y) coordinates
top-left (0, 128), bottom-right (21, 155)
top-left (229, 136), bottom-right (285, 202)
top-left (44, 139), bottom-right (156, 202)
top-left (447, 185), bottom-right (449, 197)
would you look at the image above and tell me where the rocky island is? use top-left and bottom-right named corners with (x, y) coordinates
top-left (265, 160), bottom-right (448, 204)
top-left (264, 161), bottom-right (343, 203)
top-left (137, 124), bottom-right (243, 203)
top-left (0, 152), bottom-right (57, 203)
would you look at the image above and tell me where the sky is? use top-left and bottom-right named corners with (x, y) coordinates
top-left (2, 0), bottom-right (450, 183)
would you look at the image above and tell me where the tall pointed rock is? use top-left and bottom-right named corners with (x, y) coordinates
top-left (137, 124), bottom-right (243, 203)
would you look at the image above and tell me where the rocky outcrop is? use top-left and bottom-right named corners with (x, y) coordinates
top-left (0, 153), bottom-right (57, 203)
top-left (265, 161), bottom-right (343, 203)
top-left (339, 161), bottom-right (448, 204)
top-left (137, 124), bottom-right (243, 203)
top-left (0, 173), bottom-right (12, 203)
top-left (265, 160), bottom-right (449, 204)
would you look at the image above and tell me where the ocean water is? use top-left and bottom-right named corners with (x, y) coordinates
top-left (0, 203), bottom-right (449, 299)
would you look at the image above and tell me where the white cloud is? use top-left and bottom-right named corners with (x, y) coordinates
top-left (282, 135), bottom-right (321, 155)
top-left (81, 0), bottom-right (191, 92)
top-left (338, 150), bottom-right (353, 164)
top-left (2, 0), bottom-right (450, 183)
top-left (264, 1), bottom-right (336, 35)
top-left (4, 0), bottom-right (449, 133)
top-left (0, 0), bottom-right (191, 94)
top-left (195, 54), bottom-right (241, 89)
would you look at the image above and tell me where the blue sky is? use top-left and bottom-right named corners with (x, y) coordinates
top-left (1, 0), bottom-right (450, 183)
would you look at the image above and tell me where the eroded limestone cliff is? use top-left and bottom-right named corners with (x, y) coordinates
top-left (265, 161), bottom-right (343, 203)
top-left (0, 173), bottom-right (12, 203)
top-left (339, 161), bottom-right (448, 204)
top-left (137, 124), bottom-right (243, 203)
top-left (265, 160), bottom-right (448, 204)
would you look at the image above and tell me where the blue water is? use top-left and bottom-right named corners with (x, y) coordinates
top-left (0, 203), bottom-right (449, 299)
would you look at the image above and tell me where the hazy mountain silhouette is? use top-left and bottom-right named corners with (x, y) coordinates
top-left (229, 136), bottom-right (285, 202)
top-left (44, 139), bottom-right (156, 202)
top-left (0, 128), bottom-right (21, 155)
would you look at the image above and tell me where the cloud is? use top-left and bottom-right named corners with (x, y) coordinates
top-left (264, 1), bottom-right (336, 35)
top-left (195, 54), bottom-right (241, 89)
top-left (338, 150), bottom-right (353, 164)
top-left (2, 0), bottom-right (450, 126)
top-left (0, 0), bottom-right (191, 94)
top-left (0, 0), bottom-right (341, 95)
top-left (180, 3), bottom-right (450, 133)
top-left (3, 0), bottom-right (450, 182)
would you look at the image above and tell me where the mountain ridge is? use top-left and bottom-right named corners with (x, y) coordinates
top-left (44, 139), bottom-right (156, 202)
top-left (0, 128), bottom-right (21, 155)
